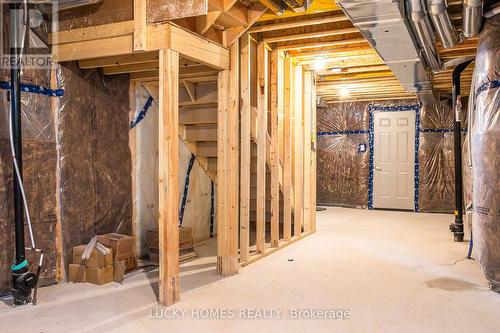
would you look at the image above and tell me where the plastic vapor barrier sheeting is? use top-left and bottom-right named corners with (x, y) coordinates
top-left (0, 69), bottom-right (58, 293)
top-left (316, 102), bottom-right (370, 208)
top-left (317, 99), bottom-right (464, 212)
top-left (467, 14), bottom-right (500, 292)
top-left (56, 63), bottom-right (132, 275)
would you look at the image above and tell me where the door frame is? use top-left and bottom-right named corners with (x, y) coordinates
top-left (368, 104), bottom-right (420, 211)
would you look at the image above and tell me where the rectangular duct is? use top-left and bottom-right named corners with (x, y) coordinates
top-left (337, 0), bottom-right (435, 104)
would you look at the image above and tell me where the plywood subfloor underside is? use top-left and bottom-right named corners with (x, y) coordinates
top-left (1, 207), bottom-right (499, 332)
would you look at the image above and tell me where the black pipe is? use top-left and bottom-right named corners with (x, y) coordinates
top-left (449, 59), bottom-right (473, 242)
top-left (9, 3), bottom-right (30, 305)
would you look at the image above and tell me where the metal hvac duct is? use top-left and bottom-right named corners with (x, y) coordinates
top-left (337, 0), bottom-right (435, 104)
top-left (406, 0), bottom-right (442, 70)
top-left (427, 0), bottom-right (461, 48)
top-left (463, 0), bottom-right (484, 37)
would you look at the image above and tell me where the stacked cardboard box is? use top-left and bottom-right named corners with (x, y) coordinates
top-left (68, 233), bottom-right (135, 285)
top-left (97, 233), bottom-right (137, 271)
top-left (69, 245), bottom-right (114, 285)
top-left (147, 227), bottom-right (197, 264)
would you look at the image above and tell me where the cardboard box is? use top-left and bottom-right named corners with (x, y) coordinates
top-left (97, 233), bottom-right (134, 260)
top-left (69, 264), bottom-right (87, 283)
top-left (149, 253), bottom-right (159, 265)
top-left (86, 266), bottom-right (113, 285)
top-left (122, 255), bottom-right (138, 271)
top-left (146, 230), bottom-right (159, 249)
top-left (147, 227), bottom-right (193, 250)
top-left (179, 238), bottom-right (193, 251)
top-left (180, 227), bottom-right (193, 242)
top-left (72, 245), bottom-right (113, 268)
top-left (114, 260), bottom-right (127, 283)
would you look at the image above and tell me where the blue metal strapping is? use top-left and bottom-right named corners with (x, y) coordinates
top-left (476, 79), bottom-right (500, 97)
top-left (179, 154), bottom-right (196, 227)
top-left (414, 111), bottom-right (421, 212)
top-left (130, 96), bottom-right (154, 129)
top-left (0, 81), bottom-right (64, 97)
top-left (317, 130), bottom-right (369, 136)
top-left (420, 128), bottom-right (468, 133)
top-left (10, 259), bottom-right (28, 271)
top-left (368, 104), bottom-right (421, 211)
top-left (210, 181), bottom-right (215, 238)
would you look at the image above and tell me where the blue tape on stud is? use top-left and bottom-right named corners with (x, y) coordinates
top-left (317, 130), bottom-right (369, 136)
top-left (414, 109), bottom-right (420, 212)
top-left (179, 154), bottom-right (196, 227)
top-left (368, 104), bottom-right (421, 211)
top-left (130, 96), bottom-right (154, 129)
top-left (210, 181), bottom-right (215, 238)
top-left (0, 81), bottom-right (64, 97)
top-left (11, 259), bottom-right (28, 271)
top-left (476, 79), bottom-right (499, 97)
top-left (368, 106), bottom-right (375, 210)
top-left (420, 128), bottom-right (468, 133)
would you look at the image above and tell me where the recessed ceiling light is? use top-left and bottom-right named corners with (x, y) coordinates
top-left (340, 87), bottom-right (350, 98)
top-left (329, 67), bottom-right (342, 74)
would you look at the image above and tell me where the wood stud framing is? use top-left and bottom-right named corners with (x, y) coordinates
top-left (239, 33), bottom-right (251, 262)
top-left (158, 49), bottom-right (180, 306)
top-left (269, 50), bottom-right (280, 247)
top-left (256, 42), bottom-right (268, 254)
top-left (216, 40), bottom-right (240, 276)
top-left (49, 0), bottom-right (320, 307)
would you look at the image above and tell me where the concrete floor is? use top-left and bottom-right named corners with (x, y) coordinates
top-left (1, 207), bottom-right (499, 333)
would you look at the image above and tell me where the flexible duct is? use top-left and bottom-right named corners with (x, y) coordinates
top-left (463, 0), bottom-right (484, 37)
top-left (427, 0), bottom-right (461, 48)
top-left (406, 0), bottom-right (442, 70)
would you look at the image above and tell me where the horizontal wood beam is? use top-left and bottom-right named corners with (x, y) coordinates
top-left (50, 21), bottom-right (134, 45)
top-left (168, 24), bottom-right (230, 70)
top-left (53, 35), bottom-right (134, 62)
top-left (265, 27), bottom-right (359, 43)
top-left (249, 14), bottom-right (350, 33)
top-left (79, 52), bottom-right (158, 69)
top-left (277, 37), bottom-right (368, 51)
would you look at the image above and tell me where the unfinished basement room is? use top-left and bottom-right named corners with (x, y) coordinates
top-left (0, 0), bottom-right (498, 332)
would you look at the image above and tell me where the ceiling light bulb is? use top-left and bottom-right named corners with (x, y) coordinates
top-left (313, 59), bottom-right (327, 71)
top-left (340, 87), bottom-right (350, 98)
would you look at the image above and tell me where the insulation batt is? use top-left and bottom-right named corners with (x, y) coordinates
top-left (316, 99), bottom-right (462, 212)
top-left (468, 13), bottom-right (500, 292)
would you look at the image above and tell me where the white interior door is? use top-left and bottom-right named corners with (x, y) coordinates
top-left (373, 111), bottom-right (415, 210)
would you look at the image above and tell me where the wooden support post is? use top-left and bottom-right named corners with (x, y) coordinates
top-left (217, 41), bottom-right (240, 275)
top-left (128, 80), bottom-right (140, 263)
top-left (293, 65), bottom-right (303, 238)
top-left (134, 0), bottom-right (147, 51)
top-left (51, 64), bottom-right (65, 282)
top-left (302, 71), bottom-right (313, 233)
top-left (239, 33), bottom-right (251, 261)
top-left (310, 77), bottom-right (317, 233)
top-left (256, 43), bottom-right (268, 253)
top-left (269, 50), bottom-right (279, 247)
top-left (158, 49), bottom-right (180, 306)
top-left (283, 57), bottom-right (293, 241)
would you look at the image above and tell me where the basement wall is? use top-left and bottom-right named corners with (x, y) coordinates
top-left (131, 85), bottom-right (212, 257)
top-left (317, 99), bottom-right (466, 213)
top-left (56, 63), bottom-right (132, 275)
top-left (0, 69), bottom-right (58, 294)
top-left (0, 64), bottom-right (133, 293)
